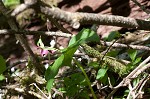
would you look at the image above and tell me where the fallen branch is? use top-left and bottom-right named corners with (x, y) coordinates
top-left (9, 0), bottom-right (150, 30)
top-left (40, 6), bottom-right (150, 30)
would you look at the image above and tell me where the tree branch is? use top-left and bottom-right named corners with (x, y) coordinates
top-left (40, 7), bottom-right (150, 30)
top-left (10, 0), bottom-right (150, 30)
top-left (1, 29), bottom-right (150, 51)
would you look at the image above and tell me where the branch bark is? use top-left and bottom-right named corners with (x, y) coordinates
top-left (40, 7), bottom-right (150, 30)
top-left (10, 0), bottom-right (150, 30)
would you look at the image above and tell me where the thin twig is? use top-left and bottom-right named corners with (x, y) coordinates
top-left (0, 29), bottom-right (72, 37)
top-left (100, 40), bottom-right (150, 51)
top-left (2, 29), bottom-right (150, 51)
top-left (135, 75), bottom-right (150, 98)
top-left (128, 74), bottom-right (149, 99)
top-left (131, 0), bottom-right (150, 14)
top-left (30, 83), bottom-right (48, 99)
top-left (28, 91), bottom-right (46, 99)
top-left (107, 56), bottom-right (150, 99)
top-left (127, 83), bottom-right (135, 99)
top-left (139, 56), bottom-right (150, 66)
top-left (101, 39), bottom-right (118, 60)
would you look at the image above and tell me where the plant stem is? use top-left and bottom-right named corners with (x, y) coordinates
top-left (73, 58), bottom-right (97, 99)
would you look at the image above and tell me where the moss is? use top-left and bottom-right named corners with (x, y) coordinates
top-left (81, 43), bottom-right (128, 76)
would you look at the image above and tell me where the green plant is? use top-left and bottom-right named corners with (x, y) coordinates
top-left (45, 28), bottom-right (100, 98)
top-left (127, 49), bottom-right (141, 70)
top-left (61, 73), bottom-right (89, 98)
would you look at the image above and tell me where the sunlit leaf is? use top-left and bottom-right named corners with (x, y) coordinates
top-left (4, 0), bottom-right (20, 6)
top-left (128, 49), bottom-right (137, 61)
top-left (0, 74), bottom-right (5, 81)
top-left (133, 57), bottom-right (141, 65)
top-left (68, 28), bottom-right (100, 46)
top-left (96, 68), bottom-right (108, 80)
top-left (45, 55), bottom-right (64, 91)
top-left (104, 31), bottom-right (121, 41)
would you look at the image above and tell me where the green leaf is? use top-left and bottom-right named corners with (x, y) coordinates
top-left (0, 74), bottom-right (5, 81)
top-left (67, 85), bottom-right (79, 96)
top-left (63, 73), bottom-right (87, 97)
top-left (104, 31), bottom-right (120, 41)
top-left (88, 61), bottom-right (99, 69)
top-left (128, 49), bottom-right (137, 61)
top-left (37, 37), bottom-right (44, 48)
top-left (133, 77), bottom-right (140, 86)
top-left (68, 28), bottom-right (100, 46)
top-left (96, 68), bottom-right (108, 80)
top-left (79, 90), bottom-right (90, 99)
top-left (106, 50), bottom-right (119, 57)
top-left (45, 55), bottom-right (64, 91)
top-left (45, 47), bottom-right (78, 92)
top-left (4, 0), bottom-right (20, 6)
top-left (133, 57), bottom-right (141, 65)
top-left (46, 79), bottom-right (54, 92)
top-left (58, 87), bottom-right (66, 93)
top-left (0, 55), bottom-right (6, 74)
top-left (62, 46), bottom-right (78, 66)
top-left (71, 73), bottom-right (85, 84)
